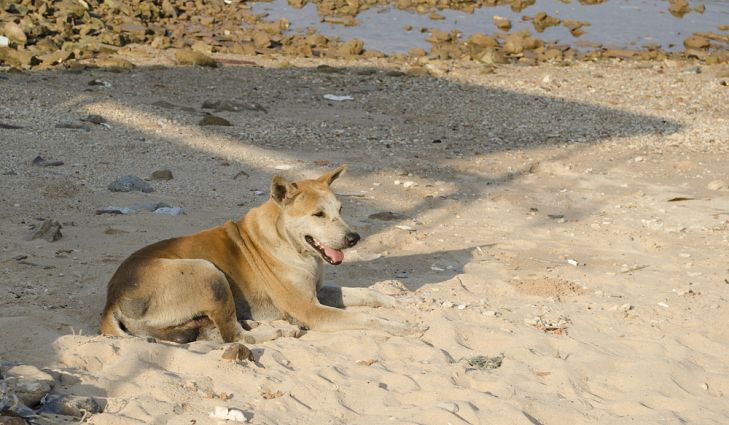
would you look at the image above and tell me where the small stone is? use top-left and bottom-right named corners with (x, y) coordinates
top-left (619, 303), bottom-right (633, 312)
top-left (40, 395), bottom-right (101, 417)
top-left (89, 79), bottom-right (111, 87)
top-left (402, 181), bottom-right (417, 189)
top-left (151, 169), bottom-right (173, 180)
top-left (80, 114), bottom-right (107, 125)
top-left (175, 49), bottom-right (218, 67)
top-left (442, 301), bottom-right (454, 308)
top-left (707, 180), bottom-right (726, 191)
top-left (154, 207), bottom-right (184, 216)
top-left (199, 115), bottom-right (232, 126)
top-left (669, 0), bottom-right (690, 17)
top-left (222, 343), bottom-right (254, 362)
top-left (492, 16), bottom-right (512, 31)
top-left (108, 175), bottom-right (154, 193)
top-left (29, 219), bottom-right (63, 242)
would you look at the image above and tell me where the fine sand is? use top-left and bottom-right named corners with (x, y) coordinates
top-left (1, 55), bottom-right (729, 424)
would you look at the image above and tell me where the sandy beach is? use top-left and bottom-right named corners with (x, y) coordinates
top-left (1, 52), bottom-right (729, 424)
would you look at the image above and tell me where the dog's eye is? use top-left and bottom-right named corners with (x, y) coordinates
top-left (313, 211), bottom-right (325, 218)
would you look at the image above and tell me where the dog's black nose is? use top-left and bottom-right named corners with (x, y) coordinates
top-left (345, 232), bottom-right (360, 247)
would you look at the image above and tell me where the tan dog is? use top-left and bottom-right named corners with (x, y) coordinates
top-left (100, 166), bottom-right (418, 343)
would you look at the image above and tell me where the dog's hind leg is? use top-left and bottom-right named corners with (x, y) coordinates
top-left (127, 258), bottom-right (246, 343)
top-left (317, 285), bottom-right (397, 308)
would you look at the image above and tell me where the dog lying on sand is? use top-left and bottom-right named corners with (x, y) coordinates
top-left (100, 166), bottom-right (420, 343)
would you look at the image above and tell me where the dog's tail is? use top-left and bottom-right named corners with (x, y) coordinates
top-left (100, 306), bottom-right (127, 337)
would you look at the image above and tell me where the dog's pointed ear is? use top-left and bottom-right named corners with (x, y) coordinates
top-left (271, 176), bottom-right (300, 205)
top-left (317, 165), bottom-right (347, 186)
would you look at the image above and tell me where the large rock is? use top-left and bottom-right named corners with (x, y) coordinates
top-left (174, 50), bottom-right (217, 67)
top-left (684, 35), bottom-right (709, 49)
top-left (4, 365), bottom-right (55, 407)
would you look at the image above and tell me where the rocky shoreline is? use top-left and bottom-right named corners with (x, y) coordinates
top-left (1, 0), bottom-right (728, 71)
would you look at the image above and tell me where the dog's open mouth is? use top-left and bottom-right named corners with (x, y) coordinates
top-left (305, 235), bottom-right (344, 265)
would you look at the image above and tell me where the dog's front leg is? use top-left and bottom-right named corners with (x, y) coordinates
top-left (317, 285), bottom-right (397, 308)
top-left (288, 300), bottom-right (422, 336)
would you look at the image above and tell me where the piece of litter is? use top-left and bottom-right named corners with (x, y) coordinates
top-left (395, 225), bottom-right (415, 231)
top-left (657, 302), bottom-right (669, 308)
top-left (430, 265), bottom-right (445, 272)
top-left (0, 35), bottom-right (9, 47)
top-left (210, 406), bottom-right (248, 422)
top-left (567, 259), bottom-right (579, 266)
top-left (323, 94), bottom-right (353, 101)
top-left (96, 206), bottom-right (135, 215)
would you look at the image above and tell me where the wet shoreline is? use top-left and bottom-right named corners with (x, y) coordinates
top-left (0, 0), bottom-right (728, 71)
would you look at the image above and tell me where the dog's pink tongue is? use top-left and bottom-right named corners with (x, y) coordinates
top-left (323, 246), bottom-right (344, 264)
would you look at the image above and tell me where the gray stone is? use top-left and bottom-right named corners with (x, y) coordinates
top-left (4, 365), bottom-right (55, 407)
top-left (28, 219), bottom-right (62, 242)
top-left (40, 394), bottom-right (102, 417)
top-left (108, 175), bottom-right (154, 193)
top-left (199, 115), bottom-right (232, 126)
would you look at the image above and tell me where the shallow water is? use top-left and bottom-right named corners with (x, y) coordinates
top-left (251, 0), bottom-right (729, 53)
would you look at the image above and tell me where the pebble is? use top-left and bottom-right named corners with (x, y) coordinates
top-left (707, 180), bottom-right (726, 191)
top-left (108, 175), bottom-right (154, 193)
top-left (619, 303), bottom-right (633, 312)
top-left (483, 310), bottom-right (497, 317)
top-left (323, 94), bottom-right (354, 102)
top-left (28, 219), bottom-right (63, 242)
top-left (221, 343), bottom-right (254, 362)
top-left (80, 114), bottom-right (107, 125)
top-left (88, 79), bottom-right (111, 87)
top-left (0, 35), bottom-right (9, 48)
top-left (31, 155), bottom-right (64, 167)
top-left (402, 181), bottom-right (417, 188)
top-left (154, 207), bottom-right (185, 216)
top-left (442, 301), bottom-right (454, 308)
top-left (199, 115), bottom-right (232, 126)
top-left (657, 302), bottom-right (669, 308)
top-left (151, 169), bottom-right (174, 180)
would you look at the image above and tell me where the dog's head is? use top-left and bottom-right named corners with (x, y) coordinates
top-left (270, 165), bottom-right (359, 265)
